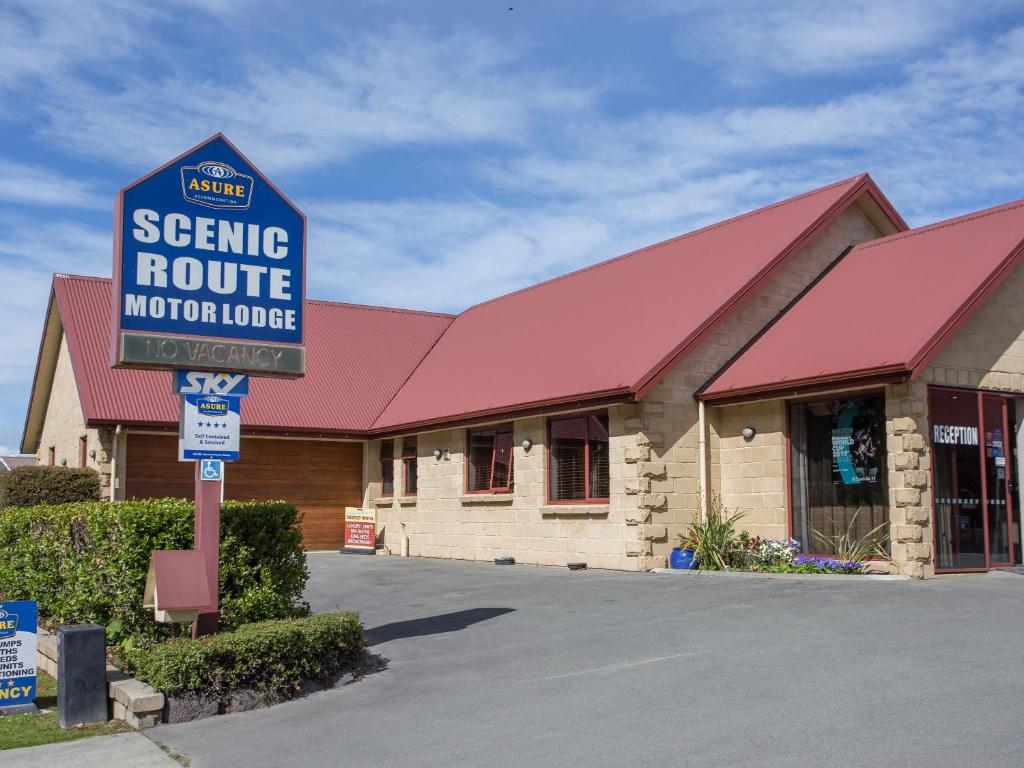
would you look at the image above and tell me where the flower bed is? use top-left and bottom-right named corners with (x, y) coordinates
top-left (676, 494), bottom-right (888, 575)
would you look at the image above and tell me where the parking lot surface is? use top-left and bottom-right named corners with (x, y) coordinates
top-left (151, 556), bottom-right (1024, 768)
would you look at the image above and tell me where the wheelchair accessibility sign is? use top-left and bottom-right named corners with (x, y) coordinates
top-left (200, 460), bottom-right (224, 482)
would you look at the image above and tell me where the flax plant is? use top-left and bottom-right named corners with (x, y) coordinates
top-left (812, 508), bottom-right (890, 565)
top-left (678, 493), bottom-right (747, 571)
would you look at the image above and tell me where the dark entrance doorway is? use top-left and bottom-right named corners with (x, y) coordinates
top-left (930, 387), bottom-right (1019, 572)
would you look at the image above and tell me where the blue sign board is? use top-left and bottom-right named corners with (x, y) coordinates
top-left (113, 134), bottom-right (306, 376)
top-left (174, 370), bottom-right (249, 397)
top-left (179, 394), bottom-right (241, 462)
top-left (0, 601), bottom-right (37, 709)
top-left (200, 459), bottom-right (224, 482)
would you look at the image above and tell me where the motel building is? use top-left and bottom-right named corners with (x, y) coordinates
top-left (20, 174), bottom-right (1024, 577)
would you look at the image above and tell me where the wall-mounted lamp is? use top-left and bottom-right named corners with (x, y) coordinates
top-left (433, 449), bottom-right (443, 460)
top-left (89, 449), bottom-right (97, 460)
top-left (741, 426), bottom-right (757, 441)
top-left (521, 438), bottom-right (533, 452)
top-left (60, 458), bottom-right (67, 466)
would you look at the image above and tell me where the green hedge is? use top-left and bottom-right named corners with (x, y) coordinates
top-left (0, 466), bottom-right (101, 507)
top-left (117, 612), bottom-right (364, 700)
top-left (0, 498), bottom-right (309, 640)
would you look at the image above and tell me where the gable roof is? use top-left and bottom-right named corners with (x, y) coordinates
top-left (372, 174), bottom-right (903, 431)
top-left (699, 199), bottom-right (1024, 404)
top-left (22, 174), bottom-right (906, 448)
top-left (21, 275), bottom-right (453, 451)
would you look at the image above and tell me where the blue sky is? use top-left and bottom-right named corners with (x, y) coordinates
top-left (1, 0), bottom-right (1023, 454)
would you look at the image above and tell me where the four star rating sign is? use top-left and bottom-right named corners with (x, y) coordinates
top-left (175, 371), bottom-right (248, 462)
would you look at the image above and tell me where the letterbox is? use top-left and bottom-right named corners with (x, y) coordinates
top-left (143, 550), bottom-right (213, 624)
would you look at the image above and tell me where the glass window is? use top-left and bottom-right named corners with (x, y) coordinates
top-left (467, 424), bottom-right (514, 492)
top-left (549, 413), bottom-right (609, 502)
top-left (380, 441), bottom-right (394, 496)
top-left (789, 396), bottom-right (888, 554)
top-left (402, 437), bottom-right (417, 496)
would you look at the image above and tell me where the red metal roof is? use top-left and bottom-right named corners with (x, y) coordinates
top-left (372, 174), bottom-right (900, 431)
top-left (55, 275), bottom-right (453, 434)
top-left (29, 174), bottom-right (906, 441)
top-left (700, 199), bottom-right (1024, 403)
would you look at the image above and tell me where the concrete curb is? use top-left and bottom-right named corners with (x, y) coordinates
top-left (38, 628), bottom-right (165, 729)
top-left (650, 568), bottom-right (912, 581)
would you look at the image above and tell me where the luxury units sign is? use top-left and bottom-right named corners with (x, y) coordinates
top-left (111, 134), bottom-right (306, 377)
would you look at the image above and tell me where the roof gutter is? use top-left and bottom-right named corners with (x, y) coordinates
top-left (697, 367), bottom-right (911, 406)
top-left (370, 389), bottom-right (636, 439)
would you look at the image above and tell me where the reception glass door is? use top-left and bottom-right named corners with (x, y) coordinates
top-left (931, 388), bottom-right (1016, 571)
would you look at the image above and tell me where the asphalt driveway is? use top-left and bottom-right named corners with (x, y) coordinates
top-left (148, 555), bottom-right (1024, 768)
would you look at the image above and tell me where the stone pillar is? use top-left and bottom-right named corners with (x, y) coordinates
top-left (614, 402), bottom-right (668, 570)
top-left (886, 382), bottom-right (933, 578)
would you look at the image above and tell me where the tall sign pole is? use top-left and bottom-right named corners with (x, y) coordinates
top-left (111, 134), bottom-right (306, 636)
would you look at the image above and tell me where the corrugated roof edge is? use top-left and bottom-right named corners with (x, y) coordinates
top-left (698, 197), bottom-right (1024, 404)
top-left (371, 387), bottom-right (636, 438)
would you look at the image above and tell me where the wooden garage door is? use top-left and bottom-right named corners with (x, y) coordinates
top-left (125, 434), bottom-right (363, 550)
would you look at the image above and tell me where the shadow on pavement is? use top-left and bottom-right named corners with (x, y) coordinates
top-left (365, 607), bottom-right (515, 645)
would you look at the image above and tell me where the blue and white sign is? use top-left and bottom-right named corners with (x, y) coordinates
top-left (174, 370), bottom-right (249, 397)
top-left (0, 601), bottom-right (37, 709)
top-left (200, 459), bottom-right (224, 482)
top-left (113, 134), bottom-right (306, 377)
top-left (179, 394), bottom-right (241, 461)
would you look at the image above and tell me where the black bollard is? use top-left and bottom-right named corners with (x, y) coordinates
top-left (57, 625), bottom-right (108, 729)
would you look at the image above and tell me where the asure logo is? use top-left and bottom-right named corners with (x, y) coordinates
top-left (180, 161), bottom-right (254, 210)
top-left (196, 395), bottom-right (229, 417)
top-left (0, 609), bottom-right (17, 640)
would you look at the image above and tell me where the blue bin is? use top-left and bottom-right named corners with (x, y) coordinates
top-left (669, 548), bottom-right (697, 570)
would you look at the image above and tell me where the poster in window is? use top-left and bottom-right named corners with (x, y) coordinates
top-left (830, 398), bottom-right (882, 486)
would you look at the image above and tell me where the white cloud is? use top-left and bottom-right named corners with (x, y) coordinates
top-left (0, 159), bottom-right (105, 208)
top-left (642, 0), bottom-right (1019, 81)
top-left (485, 24), bottom-right (1024, 225)
top-left (0, 1), bottom-right (158, 87)
top-left (35, 26), bottom-right (593, 173)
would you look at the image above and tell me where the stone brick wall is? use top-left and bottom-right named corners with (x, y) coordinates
top-left (713, 400), bottom-right (788, 541)
top-left (638, 204), bottom-right (883, 563)
top-left (35, 334), bottom-right (114, 496)
top-left (372, 409), bottom-right (646, 571)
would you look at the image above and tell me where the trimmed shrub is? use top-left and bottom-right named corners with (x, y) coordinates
top-left (0, 498), bottom-right (309, 640)
top-left (117, 612), bottom-right (365, 700)
top-left (0, 466), bottom-right (101, 507)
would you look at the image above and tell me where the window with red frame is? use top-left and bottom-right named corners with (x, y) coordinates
top-left (380, 441), bottom-right (395, 496)
top-left (467, 424), bottom-right (514, 492)
top-left (402, 436), bottom-right (417, 495)
top-left (549, 413), bottom-right (609, 502)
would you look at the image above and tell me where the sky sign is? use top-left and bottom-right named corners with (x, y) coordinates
top-left (112, 134), bottom-right (306, 377)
